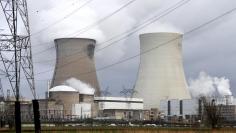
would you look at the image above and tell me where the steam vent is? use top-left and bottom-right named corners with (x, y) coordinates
top-left (51, 38), bottom-right (100, 96)
top-left (133, 32), bottom-right (191, 109)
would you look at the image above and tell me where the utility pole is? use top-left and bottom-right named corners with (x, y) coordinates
top-left (0, 79), bottom-right (4, 101)
top-left (0, 0), bottom-right (40, 132)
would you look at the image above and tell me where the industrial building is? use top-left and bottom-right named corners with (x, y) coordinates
top-left (133, 32), bottom-right (191, 109)
top-left (48, 85), bottom-right (97, 119)
top-left (40, 88), bottom-right (145, 121)
top-left (49, 85), bottom-right (80, 116)
top-left (51, 38), bottom-right (101, 96)
top-left (2, 33), bottom-right (236, 127)
top-left (160, 99), bottom-right (199, 123)
top-left (220, 105), bottom-right (236, 122)
top-left (159, 96), bottom-right (236, 123)
top-left (94, 97), bottom-right (144, 120)
top-left (215, 95), bottom-right (236, 122)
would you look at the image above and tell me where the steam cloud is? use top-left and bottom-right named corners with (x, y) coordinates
top-left (64, 77), bottom-right (95, 95)
top-left (29, 0), bottom-right (182, 62)
top-left (188, 71), bottom-right (232, 97)
top-left (26, 0), bottom-right (183, 98)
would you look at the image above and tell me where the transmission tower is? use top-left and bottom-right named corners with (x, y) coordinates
top-left (0, 0), bottom-right (36, 99)
top-left (120, 85), bottom-right (137, 98)
top-left (0, 0), bottom-right (40, 132)
top-left (100, 86), bottom-right (111, 96)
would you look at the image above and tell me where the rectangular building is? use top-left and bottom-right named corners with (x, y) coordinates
top-left (94, 97), bottom-right (143, 120)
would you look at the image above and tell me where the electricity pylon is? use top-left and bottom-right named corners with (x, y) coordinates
top-left (100, 86), bottom-right (111, 96)
top-left (0, 0), bottom-right (40, 132)
top-left (120, 85), bottom-right (137, 98)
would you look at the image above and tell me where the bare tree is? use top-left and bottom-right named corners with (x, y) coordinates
top-left (199, 96), bottom-right (222, 128)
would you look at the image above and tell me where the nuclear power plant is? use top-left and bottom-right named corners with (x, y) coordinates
top-left (133, 33), bottom-right (191, 109)
top-left (48, 33), bottom-right (192, 117)
top-left (1, 32), bottom-right (236, 126)
top-left (50, 33), bottom-right (191, 110)
top-left (1, 0), bottom-right (236, 130)
top-left (51, 38), bottom-right (100, 96)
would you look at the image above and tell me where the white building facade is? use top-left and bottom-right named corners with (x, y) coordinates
top-left (94, 97), bottom-right (143, 120)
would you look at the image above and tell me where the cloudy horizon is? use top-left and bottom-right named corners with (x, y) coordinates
top-left (0, 0), bottom-right (236, 99)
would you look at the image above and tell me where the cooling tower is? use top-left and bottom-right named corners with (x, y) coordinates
top-left (51, 38), bottom-right (100, 96)
top-left (133, 32), bottom-right (191, 109)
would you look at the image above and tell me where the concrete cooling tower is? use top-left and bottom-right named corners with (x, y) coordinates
top-left (51, 38), bottom-right (100, 96)
top-left (133, 32), bottom-right (191, 109)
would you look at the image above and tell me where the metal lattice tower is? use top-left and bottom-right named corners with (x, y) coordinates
top-left (100, 86), bottom-right (111, 96)
top-left (120, 85), bottom-right (137, 98)
top-left (0, 0), bottom-right (36, 99)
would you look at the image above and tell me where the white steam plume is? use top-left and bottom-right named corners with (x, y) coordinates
top-left (214, 77), bottom-right (231, 96)
top-left (27, 0), bottom-right (183, 97)
top-left (29, 0), bottom-right (182, 62)
top-left (188, 71), bottom-right (232, 97)
top-left (29, 0), bottom-right (105, 44)
top-left (64, 77), bottom-right (95, 95)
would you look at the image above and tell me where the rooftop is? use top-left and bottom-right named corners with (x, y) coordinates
top-left (94, 96), bottom-right (143, 102)
top-left (49, 85), bottom-right (78, 92)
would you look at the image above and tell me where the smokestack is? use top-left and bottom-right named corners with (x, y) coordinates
top-left (133, 32), bottom-right (191, 109)
top-left (225, 95), bottom-right (233, 105)
top-left (51, 38), bottom-right (100, 96)
top-left (45, 80), bottom-right (51, 99)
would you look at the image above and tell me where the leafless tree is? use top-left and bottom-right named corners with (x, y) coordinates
top-left (199, 96), bottom-right (222, 128)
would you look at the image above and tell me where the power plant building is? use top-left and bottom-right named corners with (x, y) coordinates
top-left (49, 85), bottom-right (80, 116)
top-left (51, 38), bottom-right (100, 96)
top-left (94, 97), bottom-right (144, 120)
top-left (133, 32), bottom-right (191, 109)
top-left (48, 85), bottom-right (97, 118)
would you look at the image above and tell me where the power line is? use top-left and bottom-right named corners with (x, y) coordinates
top-left (33, 46), bottom-right (54, 55)
top-left (67, 0), bottom-right (137, 37)
top-left (25, 0), bottom-right (190, 81)
top-left (30, 0), bottom-right (94, 37)
top-left (30, 0), bottom-right (137, 51)
top-left (34, 5), bottom-right (236, 81)
top-left (28, 1), bottom-right (83, 49)
top-left (33, 0), bottom-right (190, 65)
top-left (29, 0), bottom-right (79, 15)
top-left (33, 0), bottom-right (189, 63)
top-left (30, 0), bottom-right (136, 50)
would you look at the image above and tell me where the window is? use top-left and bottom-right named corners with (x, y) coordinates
top-left (79, 94), bottom-right (84, 102)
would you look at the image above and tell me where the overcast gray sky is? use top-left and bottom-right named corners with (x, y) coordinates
top-left (0, 0), bottom-right (236, 98)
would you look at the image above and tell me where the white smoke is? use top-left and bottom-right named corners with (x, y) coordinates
top-left (214, 77), bottom-right (231, 96)
top-left (29, 0), bottom-right (105, 44)
top-left (64, 77), bottom-right (95, 95)
top-left (28, 0), bottom-right (182, 61)
top-left (188, 71), bottom-right (232, 97)
top-left (140, 22), bottom-right (183, 34)
top-left (26, 0), bottom-right (183, 98)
